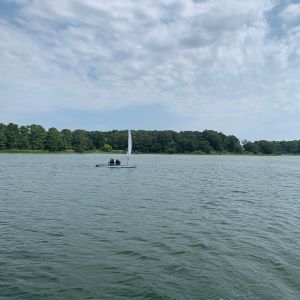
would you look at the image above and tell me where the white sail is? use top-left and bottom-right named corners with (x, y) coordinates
top-left (127, 129), bottom-right (132, 158)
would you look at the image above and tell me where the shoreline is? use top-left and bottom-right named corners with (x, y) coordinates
top-left (0, 150), bottom-right (298, 156)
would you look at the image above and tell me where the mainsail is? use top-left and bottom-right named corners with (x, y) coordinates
top-left (127, 129), bottom-right (132, 161)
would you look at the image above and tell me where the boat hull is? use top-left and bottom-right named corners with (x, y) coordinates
top-left (107, 165), bottom-right (136, 168)
top-left (96, 164), bottom-right (136, 168)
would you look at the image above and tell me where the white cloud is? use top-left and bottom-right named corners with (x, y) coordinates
top-left (280, 3), bottom-right (300, 22)
top-left (0, 0), bottom-right (300, 138)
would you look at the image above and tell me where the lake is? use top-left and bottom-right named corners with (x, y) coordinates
top-left (0, 154), bottom-right (299, 299)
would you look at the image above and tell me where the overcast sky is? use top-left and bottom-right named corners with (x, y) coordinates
top-left (0, 0), bottom-right (300, 140)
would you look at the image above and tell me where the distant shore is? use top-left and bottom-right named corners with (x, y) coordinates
top-left (1, 123), bottom-right (299, 155)
top-left (0, 150), bottom-right (297, 155)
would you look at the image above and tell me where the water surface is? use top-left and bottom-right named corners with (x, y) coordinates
top-left (0, 154), bottom-right (299, 299)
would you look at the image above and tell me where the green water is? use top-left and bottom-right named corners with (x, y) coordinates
top-left (0, 154), bottom-right (299, 299)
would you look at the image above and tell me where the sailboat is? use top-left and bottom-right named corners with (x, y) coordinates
top-left (96, 130), bottom-right (136, 168)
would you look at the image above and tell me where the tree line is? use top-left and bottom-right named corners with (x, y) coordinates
top-left (0, 123), bottom-right (299, 154)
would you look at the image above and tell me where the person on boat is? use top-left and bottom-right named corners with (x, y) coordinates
top-left (115, 159), bottom-right (121, 166)
top-left (109, 158), bottom-right (115, 165)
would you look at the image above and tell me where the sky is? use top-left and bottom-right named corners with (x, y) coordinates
top-left (0, 0), bottom-right (300, 141)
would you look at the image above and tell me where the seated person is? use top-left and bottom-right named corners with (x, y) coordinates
top-left (115, 159), bottom-right (121, 166)
top-left (109, 158), bottom-right (115, 165)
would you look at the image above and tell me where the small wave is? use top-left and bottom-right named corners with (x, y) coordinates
top-left (190, 242), bottom-right (209, 250)
top-left (129, 236), bottom-right (148, 243)
top-left (47, 232), bottom-right (65, 237)
top-left (231, 190), bottom-right (247, 194)
top-left (23, 190), bottom-right (39, 194)
top-left (115, 250), bottom-right (141, 257)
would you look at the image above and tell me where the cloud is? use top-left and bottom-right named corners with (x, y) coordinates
top-left (0, 0), bottom-right (300, 139)
top-left (280, 3), bottom-right (300, 22)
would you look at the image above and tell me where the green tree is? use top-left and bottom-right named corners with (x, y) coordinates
top-left (177, 137), bottom-right (195, 152)
top-left (150, 142), bottom-right (162, 153)
top-left (166, 141), bottom-right (178, 153)
top-left (72, 130), bottom-right (93, 152)
top-left (203, 130), bottom-right (225, 152)
top-left (157, 131), bottom-right (174, 152)
top-left (0, 123), bottom-right (7, 149)
top-left (225, 135), bottom-right (242, 153)
top-left (101, 143), bottom-right (113, 152)
top-left (45, 128), bottom-right (67, 151)
top-left (5, 123), bottom-right (19, 149)
top-left (29, 124), bottom-right (46, 150)
top-left (108, 130), bottom-right (127, 150)
top-left (18, 125), bottom-right (30, 150)
top-left (61, 129), bottom-right (72, 149)
top-left (89, 131), bottom-right (103, 149)
top-left (198, 140), bottom-right (212, 153)
top-left (243, 141), bottom-right (261, 154)
top-left (134, 131), bottom-right (154, 153)
top-left (256, 140), bottom-right (276, 154)
top-left (280, 141), bottom-right (298, 154)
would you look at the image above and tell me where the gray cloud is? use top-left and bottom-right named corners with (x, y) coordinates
top-left (280, 2), bottom-right (300, 22)
top-left (0, 0), bottom-right (300, 138)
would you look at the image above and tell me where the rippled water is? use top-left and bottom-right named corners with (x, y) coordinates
top-left (0, 154), bottom-right (299, 299)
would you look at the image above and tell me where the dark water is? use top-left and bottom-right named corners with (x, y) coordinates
top-left (0, 154), bottom-right (299, 299)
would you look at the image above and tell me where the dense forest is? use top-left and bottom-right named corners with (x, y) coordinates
top-left (0, 123), bottom-right (299, 154)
